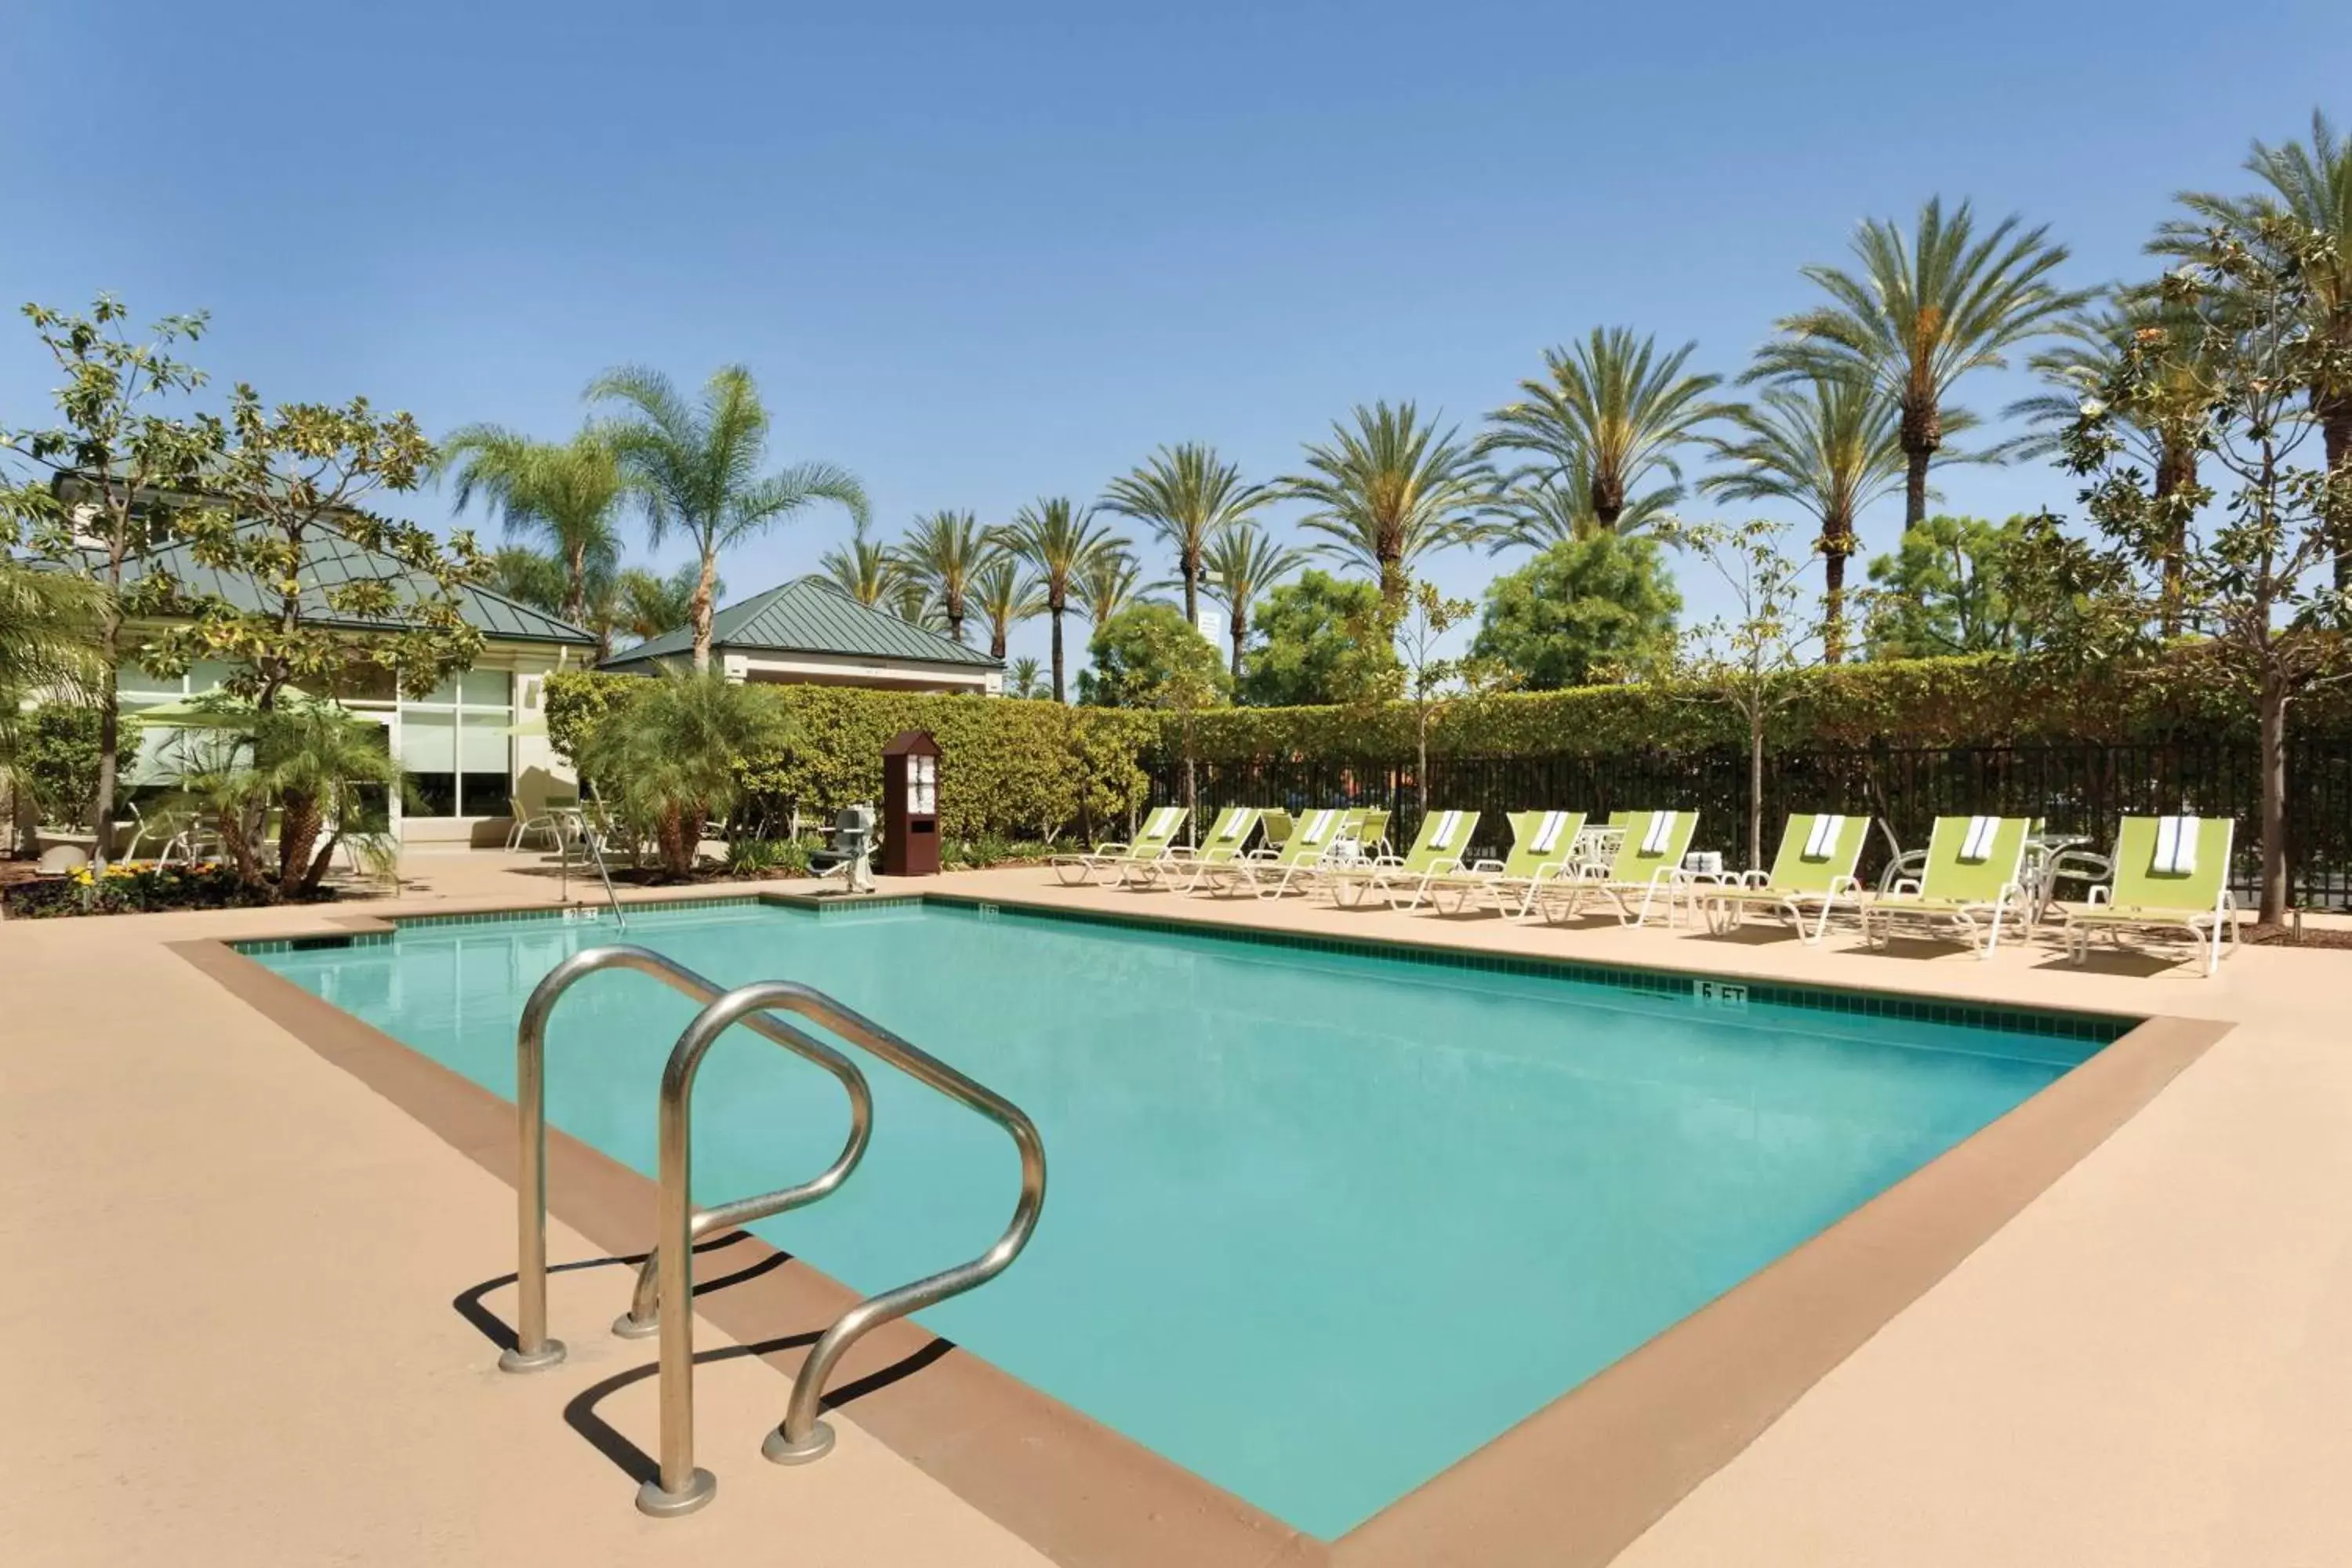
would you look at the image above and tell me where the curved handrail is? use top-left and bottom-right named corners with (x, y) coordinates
top-left (637, 979), bottom-right (1046, 1515)
top-left (501, 946), bottom-right (874, 1375)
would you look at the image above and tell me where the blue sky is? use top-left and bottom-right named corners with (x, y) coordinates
top-left (4, 0), bottom-right (2347, 673)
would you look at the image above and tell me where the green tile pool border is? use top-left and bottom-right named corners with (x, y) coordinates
top-left (234, 885), bottom-right (2137, 1044)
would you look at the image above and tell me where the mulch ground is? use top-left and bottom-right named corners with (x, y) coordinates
top-left (2241, 922), bottom-right (2352, 949)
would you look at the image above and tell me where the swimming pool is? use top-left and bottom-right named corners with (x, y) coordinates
top-left (250, 897), bottom-right (2123, 1538)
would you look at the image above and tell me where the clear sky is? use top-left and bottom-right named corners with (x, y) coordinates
top-left (4, 0), bottom-right (2347, 673)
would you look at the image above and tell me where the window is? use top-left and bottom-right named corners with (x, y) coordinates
top-left (398, 670), bottom-right (514, 817)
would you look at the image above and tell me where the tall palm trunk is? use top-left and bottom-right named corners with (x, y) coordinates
top-left (564, 540), bottom-right (590, 627)
top-left (1820, 513), bottom-right (1853, 663)
top-left (690, 550), bottom-right (720, 671)
top-left (1899, 394), bottom-right (1939, 529)
top-left (989, 622), bottom-right (1008, 661)
top-left (1229, 610), bottom-right (1247, 682)
top-left (2154, 441), bottom-right (2199, 634)
top-left (1181, 554), bottom-right (1200, 626)
top-left (1048, 601), bottom-right (1066, 702)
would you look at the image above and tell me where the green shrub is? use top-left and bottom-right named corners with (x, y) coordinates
top-left (725, 837), bottom-right (812, 877)
top-left (11, 703), bottom-right (142, 828)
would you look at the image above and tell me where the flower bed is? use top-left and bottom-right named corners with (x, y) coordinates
top-left (0, 861), bottom-right (337, 919)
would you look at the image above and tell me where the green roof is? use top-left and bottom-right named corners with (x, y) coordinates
top-left (601, 575), bottom-right (1001, 671)
top-left (71, 522), bottom-right (596, 646)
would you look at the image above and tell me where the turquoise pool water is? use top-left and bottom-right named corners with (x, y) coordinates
top-left (252, 900), bottom-right (2114, 1538)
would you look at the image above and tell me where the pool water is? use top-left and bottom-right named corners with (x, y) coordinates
top-left (254, 900), bottom-right (2111, 1537)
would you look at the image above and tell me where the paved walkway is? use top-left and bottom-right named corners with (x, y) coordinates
top-left (2, 851), bottom-right (2349, 1565)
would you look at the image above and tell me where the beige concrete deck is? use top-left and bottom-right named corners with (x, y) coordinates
top-left (4, 848), bottom-right (2350, 1565)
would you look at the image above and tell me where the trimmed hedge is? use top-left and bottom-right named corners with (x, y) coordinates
top-left (548, 650), bottom-right (2352, 844)
top-left (1163, 649), bottom-right (2352, 762)
top-left (544, 673), bottom-right (1155, 841)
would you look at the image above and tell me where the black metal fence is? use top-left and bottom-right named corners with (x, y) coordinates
top-left (1148, 740), bottom-right (2352, 909)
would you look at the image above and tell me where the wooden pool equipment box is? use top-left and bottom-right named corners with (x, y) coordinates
top-left (882, 729), bottom-right (941, 876)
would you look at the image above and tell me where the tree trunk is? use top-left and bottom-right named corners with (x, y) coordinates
top-left (1899, 394), bottom-right (1940, 530)
top-left (1229, 610), bottom-right (1247, 684)
top-left (689, 550), bottom-right (719, 672)
top-left (1749, 712), bottom-right (1765, 873)
top-left (1591, 469), bottom-right (1624, 532)
top-left (1820, 517), bottom-right (1850, 663)
top-left (1181, 558), bottom-right (1198, 627)
top-left (2325, 402), bottom-right (2351, 591)
top-left (2258, 663), bottom-right (2290, 924)
top-left (989, 619), bottom-right (1008, 661)
top-left (565, 541), bottom-right (588, 628)
top-left (1049, 606), bottom-right (1065, 703)
top-left (2153, 440), bottom-right (2198, 635)
top-left (90, 597), bottom-right (123, 867)
top-left (277, 791), bottom-right (323, 896)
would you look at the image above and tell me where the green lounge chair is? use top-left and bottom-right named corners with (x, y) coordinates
top-left (1140, 806), bottom-right (1263, 892)
top-left (1697, 813), bottom-right (1873, 946)
top-left (1208, 807), bottom-right (1347, 898)
top-left (1050, 805), bottom-right (1189, 886)
top-left (1861, 815), bottom-right (2031, 957)
top-left (2062, 815), bottom-right (2238, 976)
top-left (1346, 808), bottom-right (1393, 858)
top-left (1323, 809), bottom-right (1479, 908)
top-left (1258, 810), bottom-right (1294, 853)
top-left (1417, 810), bottom-right (1586, 918)
top-left (1552, 809), bottom-right (1700, 926)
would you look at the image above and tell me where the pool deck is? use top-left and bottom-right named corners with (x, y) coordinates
top-left (4, 848), bottom-right (2350, 1566)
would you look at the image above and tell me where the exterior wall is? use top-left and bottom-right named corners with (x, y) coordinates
top-left (722, 648), bottom-right (1002, 695)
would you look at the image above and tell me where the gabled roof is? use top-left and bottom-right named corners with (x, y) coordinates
top-left (601, 575), bottom-right (1001, 670)
top-left (62, 520), bottom-right (597, 646)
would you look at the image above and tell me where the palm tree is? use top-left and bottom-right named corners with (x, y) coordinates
top-left (898, 510), bottom-right (991, 643)
top-left (1099, 443), bottom-right (1271, 626)
top-left (586, 364), bottom-right (869, 669)
top-left (439, 425), bottom-right (627, 627)
top-left (1279, 401), bottom-right (1494, 604)
top-left (2003, 296), bottom-right (2214, 628)
top-left (2157, 111), bottom-right (2352, 584)
top-left (971, 556), bottom-right (1045, 662)
top-left (1006, 656), bottom-right (1046, 699)
top-left (255, 699), bottom-right (404, 896)
top-left (575, 667), bottom-right (793, 878)
top-left (1754, 198), bottom-right (2088, 529)
top-left (1483, 459), bottom-right (1679, 552)
top-left (819, 522), bottom-right (901, 607)
top-left (993, 498), bottom-right (1127, 702)
top-left (1701, 370), bottom-right (1911, 661)
top-left (485, 546), bottom-right (572, 615)
top-left (1480, 328), bottom-right (1734, 531)
top-left (1074, 548), bottom-right (1145, 629)
top-left (888, 572), bottom-right (951, 633)
top-left (1198, 522), bottom-right (1306, 681)
top-left (610, 564), bottom-right (706, 645)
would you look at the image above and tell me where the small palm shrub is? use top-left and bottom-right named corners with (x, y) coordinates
top-left (579, 669), bottom-right (794, 879)
top-left (725, 837), bottom-right (812, 877)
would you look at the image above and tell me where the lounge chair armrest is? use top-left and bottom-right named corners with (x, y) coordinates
top-left (1738, 869), bottom-right (1773, 888)
top-left (2086, 884), bottom-right (2112, 906)
top-left (1468, 858), bottom-right (1506, 873)
top-left (1095, 840), bottom-right (1132, 855)
top-left (1891, 877), bottom-right (1922, 895)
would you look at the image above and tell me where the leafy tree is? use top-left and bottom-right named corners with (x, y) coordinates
top-left (485, 546), bottom-right (572, 615)
top-left (1863, 515), bottom-right (2038, 658)
top-left (439, 424), bottom-right (626, 626)
top-left (2056, 213), bottom-right (2352, 922)
top-left (1470, 533), bottom-right (1680, 689)
top-left (1657, 518), bottom-right (1821, 870)
top-left (587, 364), bottom-right (868, 669)
top-left (1100, 442), bottom-right (1270, 625)
top-left (820, 521), bottom-right (900, 607)
top-left (1200, 521), bottom-right (1305, 681)
top-left (1073, 546), bottom-right (1146, 629)
top-left (138, 389), bottom-right (484, 714)
top-left (1079, 602), bottom-right (1231, 707)
top-left (2, 296), bottom-right (223, 858)
top-left (897, 510), bottom-right (992, 643)
top-left (1755, 198), bottom-right (2089, 528)
top-left (2004, 298), bottom-right (2216, 629)
top-left (1341, 578), bottom-right (1513, 808)
top-left (994, 497), bottom-right (1127, 702)
top-left (1480, 328), bottom-right (1733, 531)
top-left (2156, 111), bottom-right (2352, 585)
top-left (1280, 401), bottom-right (1493, 603)
top-left (1240, 568), bottom-right (1394, 706)
top-left (576, 666), bottom-right (793, 877)
top-left (971, 556), bottom-right (1045, 662)
top-left (1005, 655), bottom-right (1047, 699)
top-left (1703, 368), bottom-right (1910, 660)
top-left (250, 698), bottom-right (403, 895)
top-left (0, 559), bottom-right (108, 823)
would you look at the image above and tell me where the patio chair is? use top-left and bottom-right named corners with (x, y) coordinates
top-left (1131, 806), bottom-right (1261, 891)
top-left (1860, 815), bottom-right (2032, 958)
top-left (1322, 809), bottom-right (1479, 908)
top-left (1549, 809), bottom-right (1701, 926)
top-left (1697, 812), bottom-right (1873, 946)
top-left (1050, 805), bottom-right (1189, 886)
top-left (2060, 815), bottom-right (2238, 977)
top-left (1414, 809), bottom-right (1584, 918)
top-left (506, 789), bottom-right (580, 851)
top-left (1203, 807), bottom-right (1345, 898)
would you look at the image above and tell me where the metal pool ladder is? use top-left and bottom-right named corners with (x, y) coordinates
top-left (499, 944), bottom-right (1048, 1519)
